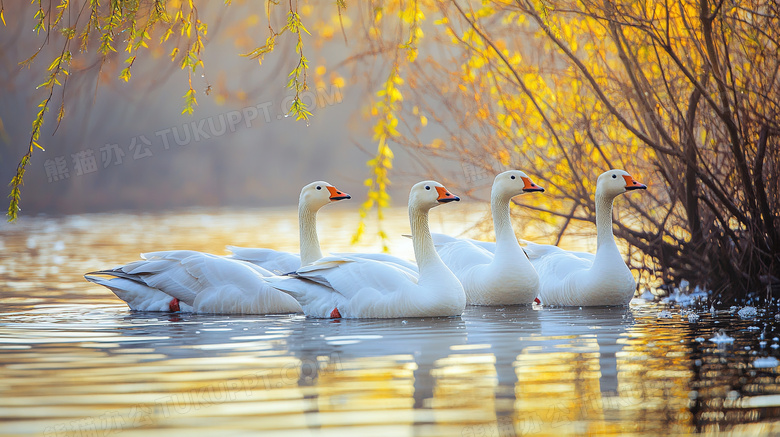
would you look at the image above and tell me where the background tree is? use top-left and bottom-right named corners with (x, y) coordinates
top-left (354, 0), bottom-right (778, 300)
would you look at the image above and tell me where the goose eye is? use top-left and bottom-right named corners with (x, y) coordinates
top-left (612, 175), bottom-right (617, 179)
top-left (510, 175), bottom-right (516, 180)
top-left (316, 186), bottom-right (322, 190)
top-left (425, 186), bottom-right (431, 190)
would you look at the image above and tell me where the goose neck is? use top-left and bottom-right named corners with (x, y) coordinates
top-left (595, 193), bottom-right (616, 251)
top-left (409, 205), bottom-right (443, 276)
top-left (491, 191), bottom-right (519, 254)
top-left (298, 204), bottom-right (323, 266)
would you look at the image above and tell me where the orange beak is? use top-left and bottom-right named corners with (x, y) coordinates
top-left (521, 177), bottom-right (545, 193)
top-left (435, 186), bottom-right (460, 203)
top-left (326, 186), bottom-right (351, 201)
top-left (622, 175), bottom-right (647, 191)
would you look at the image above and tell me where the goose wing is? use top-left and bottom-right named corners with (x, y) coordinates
top-left (226, 246), bottom-right (301, 274)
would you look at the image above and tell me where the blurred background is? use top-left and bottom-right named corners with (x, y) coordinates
top-left (0, 1), bottom-right (459, 217)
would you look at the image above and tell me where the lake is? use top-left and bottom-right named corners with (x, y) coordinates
top-left (1, 209), bottom-right (779, 436)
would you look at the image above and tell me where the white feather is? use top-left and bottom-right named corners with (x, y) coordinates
top-left (83, 275), bottom-right (194, 312)
top-left (225, 246), bottom-right (301, 275)
top-left (86, 251), bottom-right (302, 314)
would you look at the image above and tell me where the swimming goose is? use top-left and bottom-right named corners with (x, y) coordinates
top-left (83, 181), bottom-right (352, 313)
top-left (525, 169), bottom-right (647, 306)
top-left (433, 170), bottom-right (544, 305)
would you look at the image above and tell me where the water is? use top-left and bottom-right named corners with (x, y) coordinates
top-left (2, 210), bottom-right (780, 436)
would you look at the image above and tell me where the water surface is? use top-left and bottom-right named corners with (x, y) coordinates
top-left (2, 210), bottom-right (779, 436)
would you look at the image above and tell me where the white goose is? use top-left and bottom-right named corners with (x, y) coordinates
top-left (525, 169), bottom-right (647, 306)
top-left (84, 181), bottom-right (353, 313)
top-left (266, 181), bottom-right (466, 318)
top-left (432, 170), bottom-right (544, 305)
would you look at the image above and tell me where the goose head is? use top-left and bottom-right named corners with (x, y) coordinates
top-left (299, 181), bottom-right (351, 211)
top-left (493, 170), bottom-right (545, 198)
top-left (409, 180), bottom-right (460, 212)
top-left (596, 169), bottom-right (647, 198)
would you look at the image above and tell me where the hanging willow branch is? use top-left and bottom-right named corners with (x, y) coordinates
top-left (7, 0), bottom-right (208, 221)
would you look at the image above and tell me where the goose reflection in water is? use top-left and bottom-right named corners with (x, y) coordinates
top-left (99, 302), bottom-right (633, 431)
top-left (457, 305), bottom-right (632, 428)
top-left (101, 310), bottom-right (471, 424)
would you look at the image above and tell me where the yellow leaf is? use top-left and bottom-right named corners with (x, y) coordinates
top-left (498, 150), bottom-right (510, 166)
top-left (161, 28), bottom-right (174, 43)
top-left (119, 67), bottom-right (131, 82)
top-left (420, 115), bottom-right (428, 127)
top-left (406, 48), bottom-right (418, 62)
top-left (331, 12), bottom-right (351, 28)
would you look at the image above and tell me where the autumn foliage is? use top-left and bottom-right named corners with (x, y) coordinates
top-left (373, 0), bottom-right (779, 299)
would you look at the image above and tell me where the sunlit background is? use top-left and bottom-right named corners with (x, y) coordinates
top-left (0, 1), bottom-right (464, 217)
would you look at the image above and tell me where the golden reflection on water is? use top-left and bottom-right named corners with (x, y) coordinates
top-left (1, 209), bottom-right (780, 436)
